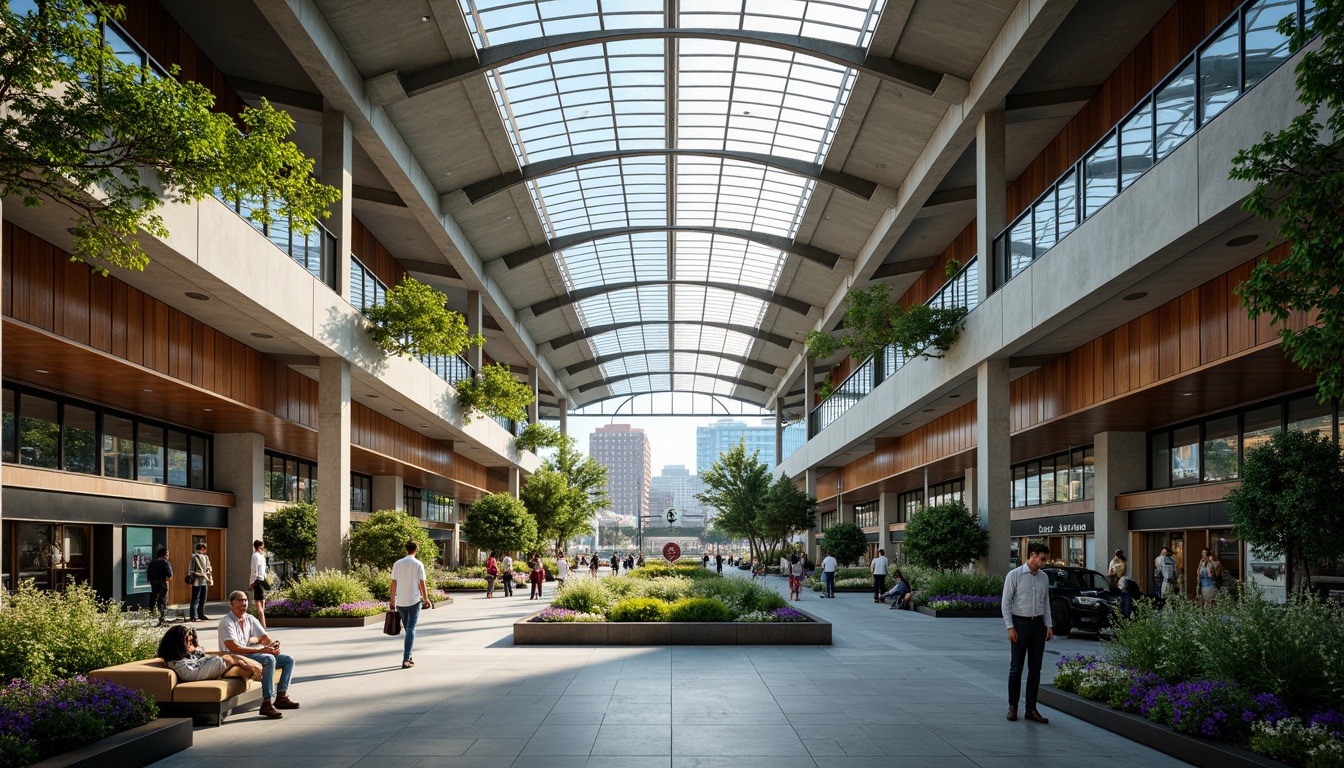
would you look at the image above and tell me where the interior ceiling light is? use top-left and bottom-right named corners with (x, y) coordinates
top-left (251, 332), bottom-right (273, 339)
top-left (420, 15), bottom-right (430, 22)
top-left (1123, 292), bottom-right (1148, 301)
top-left (142, 388), bottom-right (153, 393)
top-left (185, 292), bottom-right (209, 301)
top-left (203, 408), bottom-right (214, 412)
top-left (35, 369), bottom-right (49, 374)
top-left (1225, 234), bottom-right (1257, 247)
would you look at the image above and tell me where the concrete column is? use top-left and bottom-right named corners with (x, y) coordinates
top-left (803, 357), bottom-right (816, 439)
top-left (963, 466), bottom-right (978, 516)
top-left (976, 358), bottom-right (1012, 573)
top-left (1, 199), bottom-right (4, 568)
top-left (976, 106), bottom-right (1006, 302)
top-left (877, 490), bottom-right (898, 554)
top-left (1094, 432), bottom-right (1146, 567)
top-left (214, 433), bottom-right (265, 593)
top-left (558, 398), bottom-right (568, 436)
top-left (449, 522), bottom-right (461, 567)
top-left (371, 475), bottom-right (404, 512)
top-left (317, 357), bottom-right (352, 571)
top-left (466, 290), bottom-right (484, 375)
top-left (774, 397), bottom-right (784, 467)
top-left (527, 368), bottom-right (539, 424)
top-left (509, 467), bottom-right (521, 497)
top-left (321, 104), bottom-right (353, 300)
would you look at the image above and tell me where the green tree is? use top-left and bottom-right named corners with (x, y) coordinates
top-left (462, 493), bottom-right (537, 556)
top-left (0, 1), bottom-right (338, 273)
top-left (697, 442), bottom-right (771, 562)
top-left (348, 509), bottom-right (437, 570)
top-left (455, 363), bottom-right (534, 423)
top-left (704, 523), bottom-right (733, 548)
top-left (820, 522), bottom-right (867, 567)
top-left (263, 502), bottom-right (318, 575)
top-left (902, 500), bottom-right (989, 571)
top-left (548, 435), bottom-right (608, 524)
top-left (515, 422), bottom-right (564, 454)
top-left (756, 475), bottom-right (817, 562)
top-left (805, 284), bottom-right (968, 364)
top-left (1225, 429), bottom-right (1344, 592)
top-left (520, 465), bottom-right (593, 553)
top-left (363, 277), bottom-right (484, 358)
top-left (1228, 1), bottom-right (1344, 402)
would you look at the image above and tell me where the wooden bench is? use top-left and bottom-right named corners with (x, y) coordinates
top-left (91, 655), bottom-right (278, 726)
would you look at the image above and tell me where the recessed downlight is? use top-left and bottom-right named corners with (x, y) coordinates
top-left (251, 332), bottom-right (273, 339)
top-left (203, 408), bottom-right (214, 412)
top-left (1123, 292), bottom-right (1148, 301)
top-left (1225, 234), bottom-right (1257, 247)
top-left (185, 292), bottom-right (209, 301)
top-left (35, 369), bottom-right (49, 374)
top-left (922, 408), bottom-right (935, 413)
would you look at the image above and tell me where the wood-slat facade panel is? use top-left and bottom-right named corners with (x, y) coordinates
top-left (816, 403), bottom-right (977, 502)
top-left (351, 219), bottom-right (407, 290)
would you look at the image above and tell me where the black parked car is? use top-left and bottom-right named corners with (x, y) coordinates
top-left (1041, 566), bottom-right (1118, 636)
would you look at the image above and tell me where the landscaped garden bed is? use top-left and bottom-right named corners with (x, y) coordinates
top-left (1048, 590), bottom-right (1344, 768)
top-left (914, 595), bottom-right (1002, 618)
top-left (0, 675), bottom-right (178, 768)
top-left (264, 568), bottom-right (452, 626)
top-left (512, 563), bottom-right (831, 645)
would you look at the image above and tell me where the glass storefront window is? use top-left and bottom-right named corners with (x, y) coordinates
top-left (1287, 394), bottom-right (1332, 435)
top-left (2, 389), bottom-right (14, 464)
top-left (1082, 447), bottom-right (1095, 499)
top-left (1242, 403), bottom-right (1282, 456)
top-left (166, 430), bottom-right (189, 487)
top-left (19, 394), bottom-right (60, 469)
top-left (103, 415), bottom-right (135, 479)
top-left (1171, 425), bottom-right (1200, 486)
top-left (137, 424), bottom-right (164, 484)
top-left (190, 435), bottom-right (209, 489)
top-left (1038, 457), bottom-right (1054, 504)
top-left (1151, 431), bottom-right (1171, 489)
top-left (1203, 415), bottom-right (1239, 481)
top-left (1054, 458), bottom-right (1070, 503)
top-left (63, 405), bottom-right (98, 475)
top-left (1012, 464), bottom-right (1027, 507)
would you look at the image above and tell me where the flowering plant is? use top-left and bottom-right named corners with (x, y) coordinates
top-left (1138, 680), bottom-right (1287, 741)
top-left (737, 607), bottom-right (809, 623)
top-left (1251, 717), bottom-right (1344, 767)
top-left (266, 598), bottom-right (386, 618)
top-left (533, 608), bottom-right (605, 623)
top-left (0, 676), bottom-right (157, 768)
top-left (1053, 654), bottom-right (1165, 710)
top-left (923, 595), bottom-right (1000, 611)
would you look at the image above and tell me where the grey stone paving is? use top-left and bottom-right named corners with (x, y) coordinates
top-left (151, 570), bottom-right (1189, 768)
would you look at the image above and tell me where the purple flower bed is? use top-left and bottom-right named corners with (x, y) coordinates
top-left (266, 599), bottom-right (386, 618)
top-left (0, 677), bottom-right (157, 768)
top-left (1137, 680), bottom-right (1288, 740)
top-left (765, 607), bottom-right (808, 622)
top-left (924, 595), bottom-right (1001, 610)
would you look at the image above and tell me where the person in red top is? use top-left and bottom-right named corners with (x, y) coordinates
top-left (529, 555), bottom-right (546, 600)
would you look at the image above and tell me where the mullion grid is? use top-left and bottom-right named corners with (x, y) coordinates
top-left (459, 0), bottom-right (664, 48)
top-left (679, 0), bottom-right (885, 48)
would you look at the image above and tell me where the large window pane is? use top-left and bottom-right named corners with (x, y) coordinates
top-left (1009, 214), bottom-right (1034, 278)
top-left (1242, 403), bottom-right (1282, 458)
top-left (266, 455), bottom-right (285, 501)
top-left (1287, 393), bottom-right (1332, 435)
top-left (1012, 464), bottom-right (1026, 508)
top-left (1243, 0), bottom-right (1295, 88)
top-left (63, 406), bottom-right (98, 475)
top-left (1203, 415), bottom-right (1240, 481)
top-left (1082, 447), bottom-right (1095, 499)
top-left (19, 395), bottom-right (60, 469)
top-left (190, 435), bottom-right (208, 489)
top-left (1171, 425), bottom-right (1201, 486)
top-left (103, 415), bottom-right (135, 479)
top-left (3, 388), bottom-right (16, 464)
top-left (1054, 458), bottom-right (1070, 503)
top-left (137, 424), bottom-right (164, 484)
top-left (1151, 432), bottom-right (1171, 489)
top-left (1056, 171), bottom-right (1078, 238)
top-left (1155, 60), bottom-right (1197, 159)
top-left (1199, 21), bottom-right (1241, 124)
top-left (1025, 461), bottom-right (1041, 506)
top-left (165, 430), bottom-right (189, 487)
top-left (1119, 102), bottom-right (1154, 189)
top-left (1083, 132), bottom-right (1119, 218)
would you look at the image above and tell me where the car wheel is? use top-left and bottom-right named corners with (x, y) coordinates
top-left (1051, 599), bottom-right (1072, 637)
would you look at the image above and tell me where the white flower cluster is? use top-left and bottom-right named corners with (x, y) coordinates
top-left (1251, 717), bottom-right (1344, 768)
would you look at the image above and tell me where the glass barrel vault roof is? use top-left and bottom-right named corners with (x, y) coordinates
top-left (457, 0), bottom-right (886, 403)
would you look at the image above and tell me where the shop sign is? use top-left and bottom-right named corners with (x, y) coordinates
top-left (1010, 513), bottom-right (1093, 537)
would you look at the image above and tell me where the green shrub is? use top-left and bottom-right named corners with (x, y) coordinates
top-left (351, 564), bottom-right (392, 601)
top-left (667, 597), bottom-right (732, 622)
top-left (690, 578), bottom-right (785, 615)
top-left (284, 569), bottom-right (375, 607)
top-left (608, 597), bottom-right (670, 622)
top-left (639, 576), bottom-right (694, 602)
top-left (0, 581), bottom-right (159, 684)
top-left (1251, 718), bottom-right (1344, 768)
top-left (917, 569), bottom-right (1003, 597)
top-left (551, 579), bottom-right (614, 614)
top-left (348, 509), bottom-right (438, 570)
top-left (440, 577), bottom-right (487, 590)
top-left (631, 563), bottom-right (717, 580)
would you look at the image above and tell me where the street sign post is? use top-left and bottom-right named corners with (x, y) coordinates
top-left (662, 542), bottom-right (681, 562)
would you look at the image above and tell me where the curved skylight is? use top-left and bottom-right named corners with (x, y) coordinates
top-left (458, 0), bottom-right (885, 402)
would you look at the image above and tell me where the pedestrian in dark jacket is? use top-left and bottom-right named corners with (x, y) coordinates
top-left (147, 548), bottom-right (173, 625)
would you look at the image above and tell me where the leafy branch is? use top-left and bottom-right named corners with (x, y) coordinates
top-left (363, 277), bottom-right (483, 358)
top-left (455, 363), bottom-right (534, 424)
top-left (515, 422), bottom-right (564, 453)
top-left (805, 284), bottom-right (969, 364)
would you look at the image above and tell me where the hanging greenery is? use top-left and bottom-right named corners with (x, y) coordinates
top-left (455, 363), bottom-right (534, 424)
top-left (363, 277), bottom-right (484, 359)
top-left (804, 284), bottom-right (969, 364)
top-left (514, 422), bottom-right (564, 453)
top-left (944, 258), bottom-right (962, 280)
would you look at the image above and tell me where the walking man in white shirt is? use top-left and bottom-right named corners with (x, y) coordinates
top-left (820, 551), bottom-right (838, 598)
top-left (1001, 541), bottom-right (1054, 724)
top-left (870, 549), bottom-right (890, 604)
top-left (219, 591), bottom-right (300, 718)
top-left (555, 553), bottom-right (570, 588)
top-left (248, 539), bottom-right (269, 629)
top-left (389, 540), bottom-right (432, 669)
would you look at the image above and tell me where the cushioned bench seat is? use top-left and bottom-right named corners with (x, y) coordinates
top-left (91, 655), bottom-right (277, 726)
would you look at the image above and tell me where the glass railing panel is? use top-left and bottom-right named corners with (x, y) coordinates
top-left (1199, 19), bottom-right (1242, 124)
top-left (1155, 60), bottom-right (1197, 161)
top-left (1083, 131), bottom-right (1118, 218)
top-left (1008, 214), bottom-right (1034, 280)
top-left (1119, 101), bottom-right (1155, 190)
top-left (1243, 0), bottom-right (1296, 88)
top-left (1032, 188), bottom-right (1057, 256)
top-left (781, 420), bottom-right (805, 462)
top-left (1056, 170), bottom-right (1078, 238)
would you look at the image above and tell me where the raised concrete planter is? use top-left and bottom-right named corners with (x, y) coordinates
top-left (265, 614), bottom-right (387, 628)
top-left (513, 609), bottom-right (832, 645)
top-left (1039, 686), bottom-right (1289, 768)
top-left (29, 717), bottom-right (192, 768)
top-left (915, 606), bottom-right (1001, 618)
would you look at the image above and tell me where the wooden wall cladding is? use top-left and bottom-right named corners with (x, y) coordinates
top-left (116, 1), bottom-right (246, 122)
top-left (899, 222), bottom-right (977, 308)
top-left (816, 402), bottom-right (977, 501)
top-left (1009, 245), bottom-right (1307, 433)
top-left (351, 218), bottom-right (406, 290)
top-left (1006, 0), bottom-right (1247, 217)
top-left (2, 222), bottom-right (497, 489)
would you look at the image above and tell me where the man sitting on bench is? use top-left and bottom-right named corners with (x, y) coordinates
top-left (881, 571), bottom-right (914, 610)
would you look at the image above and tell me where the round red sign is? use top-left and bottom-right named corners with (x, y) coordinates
top-left (662, 542), bottom-right (681, 562)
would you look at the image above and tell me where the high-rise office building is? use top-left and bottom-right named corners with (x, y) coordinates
top-left (649, 465), bottom-right (707, 527)
top-left (696, 418), bottom-right (781, 474)
top-left (589, 424), bottom-right (652, 522)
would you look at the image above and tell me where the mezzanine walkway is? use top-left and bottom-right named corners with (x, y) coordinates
top-left (150, 570), bottom-right (1188, 768)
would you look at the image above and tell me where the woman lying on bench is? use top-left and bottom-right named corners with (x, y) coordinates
top-left (157, 625), bottom-right (263, 682)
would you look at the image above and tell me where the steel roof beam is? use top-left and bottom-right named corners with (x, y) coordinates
top-left (498, 225), bottom-right (840, 270)
top-left (576, 371), bottom-right (769, 394)
top-left (563, 350), bottom-right (778, 376)
top-left (460, 148), bottom-right (878, 204)
top-left (528, 280), bottom-right (813, 319)
top-left (377, 28), bottom-right (966, 106)
top-left (545, 321), bottom-right (795, 352)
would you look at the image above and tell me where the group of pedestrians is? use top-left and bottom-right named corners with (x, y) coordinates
top-left (484, 552), bottom-right (559, 598)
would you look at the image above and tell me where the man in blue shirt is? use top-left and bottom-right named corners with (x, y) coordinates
top-left (1001, 541), bottom-right (1054, 723)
